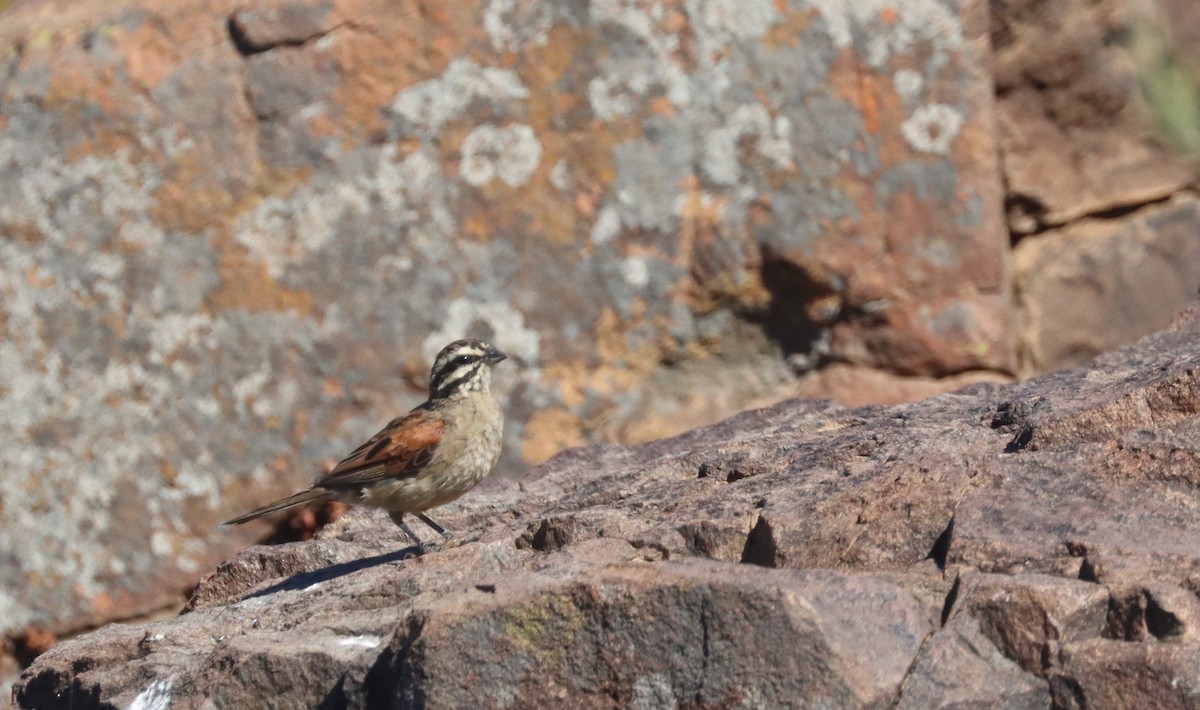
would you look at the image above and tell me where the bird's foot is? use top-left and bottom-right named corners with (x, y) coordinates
top-left (440, 530), bottom-right (482, 549)
top-left (396, 531), bottom-right (481, 559)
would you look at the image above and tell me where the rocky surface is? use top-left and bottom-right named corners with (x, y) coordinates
top-left (15, 306), bottom-right (1200, 707)
top-left (0, 0), bottom-right (1012, 661)
top-left (995, 0), bottom-right (1200, 377)
top-left (991, 0), bottom-right (1196, 234)
top-left (4, 0), bottom-right (1200, 692)
top-left (1015, 193), bottom-right (1200, 373)
top-left (993, 0), bottom-right (1200, 377)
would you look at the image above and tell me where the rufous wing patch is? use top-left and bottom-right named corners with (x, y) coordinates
top-left (315, 407), bottom-right (445, 488)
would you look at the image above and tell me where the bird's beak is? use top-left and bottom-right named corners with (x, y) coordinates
top-left (484, 346), bottom-right (508, 364)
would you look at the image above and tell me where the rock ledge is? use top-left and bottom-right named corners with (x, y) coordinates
top-left (16, 306), bottom-right (1200, 708)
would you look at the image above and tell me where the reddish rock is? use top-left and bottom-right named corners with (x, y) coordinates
top-left (0, 0), bottom-right (1012, 659)
top-left (1051, 641), bottom-right (1200, 709)
top-left (992, 0), bottom-right (1197, 233)
top-left (1015, 194), bottom-right (1200, 374)
top-left (228, 2), bottom-right (339, 54)
top-left (896, 614), bottom-right (1048, 709)
top-left (947, 573), bottom-right (1109, 675)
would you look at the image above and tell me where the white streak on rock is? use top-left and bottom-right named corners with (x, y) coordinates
top-left (337, 635), bottom-right (382, 649)
top-left (126, 676), bottom-right (174, 710)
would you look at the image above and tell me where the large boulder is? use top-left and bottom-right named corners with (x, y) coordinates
top-left (15, 305), bottom-right (1200, 707)
top-left (0, 0), bottom-right (1010, 662)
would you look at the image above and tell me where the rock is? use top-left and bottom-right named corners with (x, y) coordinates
top-left (992, 0), bottom-right (1197, 233)
top-left (229, 2), bottom-right (340, 54)
top-left (1051, 641), bottom-right (1200, 709)
top-left (1158, 0), bottom-right (1200, 72)
top-left (795, 363), bottom-right (1010, 408)
top-left (16, 305), bottom-right (1200, 707)
top-left (895, 614), bottom-right (1048, 709)
top-left (1015, 194), bottom-right (1200, 374)
top-left (0, 0), bottom-right (1012, 657)
top-left (946, 573), bottom-right (1109, 675)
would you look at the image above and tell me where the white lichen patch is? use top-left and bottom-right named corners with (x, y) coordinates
top-left (147, 313), bottom-right (214, 366)
top-left (809, 0), bottom-right (962, 69)
top-left (459, 124), bottom-right (543, 187)
top-left (150, 531), bottom-right (173, 557)
top-left (590, 0), bottom-right (658, 37)
top-left (702, 103), bottom-right (794, 185)
top-left (692, 0), bottom-right (778, 38)
top-left (391, 58), bottom-right (528, 138)
top-left (483, 0), bottom-right (557, 52)
top-left (893, 69), bottom-right (924, 103)
top-left (423, 298), bottom-right (540, 366)
top-left (175, 539), bottom-right (201, 573)
top-left (127, 676), bottom-right (175, 710)
top-left (87, 251), bottom-right (125, 280)
top-left (620, 256), bottom-right (650, 288)
top-left (589, 0), bottom-right (692, 114)
top-left (587, 73), bottom-right (639, 122)
top-left (901, 103), bottom-right (964, 155)
top-left (549, 160), bottom-right (571, 192)
top-left (631, 673), bottom-right (677, 710)
top-left (232, 191), bottom-right (340, 279)
top-left (0, 149), bottom-right (157, 249)
top-left (234, 145), bottom-right (446, 279)
top-left (591, 205), bottom-right (622, 245)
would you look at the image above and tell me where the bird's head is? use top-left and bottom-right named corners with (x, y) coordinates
top-left (428, 338), bottom-right (507, 399)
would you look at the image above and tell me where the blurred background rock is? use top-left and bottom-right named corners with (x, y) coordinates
top-left (0, 0), bottom-right (1197, 691)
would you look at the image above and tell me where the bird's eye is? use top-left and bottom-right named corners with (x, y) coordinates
top-left (451, 355), bottom-right (474, 367)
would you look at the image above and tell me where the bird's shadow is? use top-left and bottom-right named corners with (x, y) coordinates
top-left (240, 544), bottom-right (423, 602)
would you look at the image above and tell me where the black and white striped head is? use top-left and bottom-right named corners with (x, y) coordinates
top-left (428, 339), bottom-right (507, 399)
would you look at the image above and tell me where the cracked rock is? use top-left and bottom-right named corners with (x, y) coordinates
top-left (16, 305), bottom-right (1200, 706)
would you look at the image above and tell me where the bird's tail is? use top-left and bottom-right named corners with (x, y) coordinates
top-left (223, 489), bottom-right (334, 525)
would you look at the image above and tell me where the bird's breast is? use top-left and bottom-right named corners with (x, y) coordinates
top-left (364, 394), bottom-right (503, 513)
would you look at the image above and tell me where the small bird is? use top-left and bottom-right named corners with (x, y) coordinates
top-left (225, 338), bottom-right (508, 550)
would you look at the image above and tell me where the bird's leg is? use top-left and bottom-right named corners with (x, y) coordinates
top-left (387, 510), bottom-right (431, 556)
top-left (417, 512), bottom-right (482, 547)
top-left (415, 512), bottom-right (453, 540)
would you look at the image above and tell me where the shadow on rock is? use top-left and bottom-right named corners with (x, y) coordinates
top-left (242, 547), bottom-right (420, 601)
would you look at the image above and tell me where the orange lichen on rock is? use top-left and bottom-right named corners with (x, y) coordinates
top-left (522, 409), bottom-right (586, 464)
top-left (206, 248), bottom-right (314, 315)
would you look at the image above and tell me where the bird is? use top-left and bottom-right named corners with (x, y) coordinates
top-left (224, 338), bottom-right (508, 551)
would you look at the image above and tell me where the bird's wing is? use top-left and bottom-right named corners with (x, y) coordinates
top-left (315, 405), bottom-right (444, 489)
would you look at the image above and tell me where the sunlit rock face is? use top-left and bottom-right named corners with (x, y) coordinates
top-left (0, 0), bottom-right (1012, 656)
